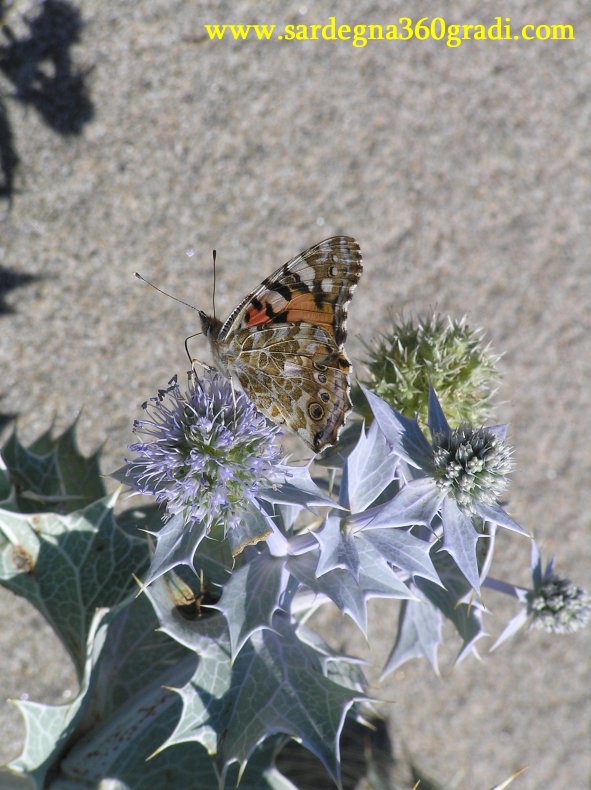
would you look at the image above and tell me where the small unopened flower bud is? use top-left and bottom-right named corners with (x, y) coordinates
top-left (529, 577), bottom-right (591, 634)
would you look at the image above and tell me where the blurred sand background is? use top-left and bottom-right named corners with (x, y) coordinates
top-left (0, 0), bottom-right (589, 787)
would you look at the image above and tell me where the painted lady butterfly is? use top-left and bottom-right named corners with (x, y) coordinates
top-left (198, 236), bottom-right (363, 452)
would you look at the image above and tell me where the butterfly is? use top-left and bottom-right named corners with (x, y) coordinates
top-left (197, 236), bottom-right (363, 453)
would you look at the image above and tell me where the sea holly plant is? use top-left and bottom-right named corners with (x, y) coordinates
top-left (0, 317), bottom-right (588, 789)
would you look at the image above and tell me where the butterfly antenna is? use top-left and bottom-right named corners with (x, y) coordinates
top-left (134, 272), bottom-right (201, 312)
top-left (212, 249), bottom-right (217, 320)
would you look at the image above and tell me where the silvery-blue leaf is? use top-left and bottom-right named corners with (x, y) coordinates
top-left (346, 421), bottom-right (397, 512)
top-left (288, 551), bottom-right (369, 634)
top-left (419, 554), bottom-right (487, 662)
top-left (221, 614), bottom-right (360, 787)
top-left (143, 513), bottom-right (207, 588)
top-left (314, 419), bottom-right (363, 468)
top-left (382, 595), bottom-right (441, 677)
top-left (359, 528), bottom-right (440, 584)
top-left (427, 385), bottom-right (450, 438)
top-left (289, 542), bottom-right (413, 636)
top-left (489, 609), bottom-right (529, 652)
top-left (259, 464), bottom-right (338, 508)
top-left (214, 552), bottom-right (287, 658)
top-left (226, 503), bottom-right (274, 557)
top-left (474, 501), bottom-right (529, 536)
top-left (360, 385), bottom-right (433, 469)
top-left (439, 497), bottom-right (481, 593)
top-left (349, 478), bottom-right (442, 530)
top-left (314, 515), bottom-right (360, 577)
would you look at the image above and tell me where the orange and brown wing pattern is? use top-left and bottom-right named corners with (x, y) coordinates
top-left (231, 323), bottom-right (353, 452)
top-left (207, 236), bottom-right (362, 452)
top-left (218, 236), bottom-right (362, 348)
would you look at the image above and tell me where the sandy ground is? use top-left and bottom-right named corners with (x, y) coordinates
top-left (0, 1), bottom-right (589, 787)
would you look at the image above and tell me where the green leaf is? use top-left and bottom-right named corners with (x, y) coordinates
top-left (0, 493), bottom-right (149, 675)
top-left (10, 608), bottom-right (108, 785)
top-left (1, 424), bottom-right (106, 514)
top-left (0, 454), bottom-right (17, 511)
top-left (10, 592), bottom-right (214, 788)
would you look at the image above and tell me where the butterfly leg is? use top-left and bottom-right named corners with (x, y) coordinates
top-left (230, 378), bottom-right (238, 421)
top-left (189, 357), bottom-right (214, 378)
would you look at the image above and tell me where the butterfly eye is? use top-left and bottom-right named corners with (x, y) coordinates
top-left (308, 402), bottom-right (325, 421)
top-left (319, 390), bottom-right (330, 403)
top-left (315, 373), bottom-right (327, 384)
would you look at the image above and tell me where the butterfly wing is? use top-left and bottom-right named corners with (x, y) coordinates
top-left (218, 236), bottom-right (362, 347)
top-left (232, 322), bottom-right (353, 451)
top-left (213, 236), bottom-right (362, 451)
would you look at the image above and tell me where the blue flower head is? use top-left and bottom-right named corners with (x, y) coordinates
top-left (124, 371), bottom-right (283, 534)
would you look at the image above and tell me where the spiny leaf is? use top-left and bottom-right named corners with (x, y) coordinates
top-left (360, 385), bottom-right (433, 470)
top-left (226, 503), bottom-right (274, 558)
top-left (314, 515), bottom-right (360, 577)
top-left (382, 595), bottom-right (442, 677)
top-left (259, 464), bottom-right (338, 509)
top-left (221, 614), bottom-right (361, 787)
top-left (288, 541), bottom-right (413, 636)
top-left (142, 513), bottom-right (208, 588)
top-left (214, 551), bottom-right (286, 659)
top-left (146, 578), bottom-right (232, 755)
top-left (0, 454), bottom-right (17, 510)
top-left (419, 552), bottom-right (487, 663)
top-left (2, 423), bottom-right (106, 514)
top-left (349, 477), bottom-right (442, 531)
top-left (357, 528), bottom-right (440, 585)
top-left (440, 497), bottom-right (481, 593)
top-left (0, 493), bottom-right (148, 675)
top-left (11, 593), bottom-right (206, 788)
top-left (345, 421), bottom-right (396, 513)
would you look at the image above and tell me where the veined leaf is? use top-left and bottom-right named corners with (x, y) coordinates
top-left (2, 424), bottom-right (105, 514)
top-left (214, 551), bottom-right (287, 659)
top-left (221, 614), bottom-right (361, 787)
top-left (0, 493), bottom-right (148, 676)
top-left (346, 421), bottom-right (396, 513)
top-left (10, 595), bottom-right (203, 788)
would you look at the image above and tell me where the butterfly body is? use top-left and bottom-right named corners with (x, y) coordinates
top-left (198, 236), bottom-right (362, 452)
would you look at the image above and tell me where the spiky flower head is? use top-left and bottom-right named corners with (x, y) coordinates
top-left (528, 576), bottom-right (591, 634)
top-left (123, 371), bottom-right (282, 534)
top-left (432, 425), bottom-right (513, 513)
top-left (360, 313), bottom-right (499, 429)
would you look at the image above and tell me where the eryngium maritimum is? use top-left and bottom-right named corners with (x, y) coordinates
top-left (124, 372), bottom-right (282, 532)
top-left (529, 577), bottom-right (591, 635)
top-left (432, 426), bottom-right (513, 512)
